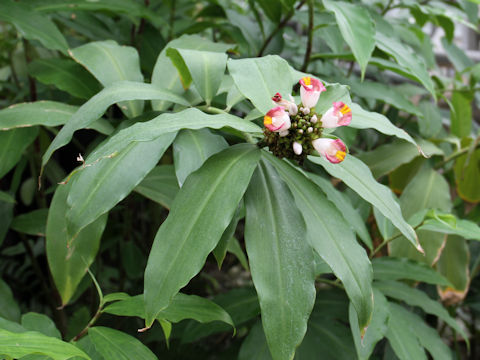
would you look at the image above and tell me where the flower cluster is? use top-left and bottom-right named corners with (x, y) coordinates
top-left (261, 76), bottom-right (351, 164)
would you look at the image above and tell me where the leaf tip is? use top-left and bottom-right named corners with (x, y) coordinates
top-left (138, 325), bottom-right (151, 333)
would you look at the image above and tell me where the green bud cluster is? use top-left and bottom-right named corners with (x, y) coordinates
top-left (261, 110), bottom-right (323, 164)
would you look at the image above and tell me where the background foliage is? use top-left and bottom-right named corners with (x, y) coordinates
top-left (0, 0), bottom-right (480, 359)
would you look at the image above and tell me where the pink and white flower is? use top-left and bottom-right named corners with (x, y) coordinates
top-left (263, 106), bottom-right (291, 135)
top-left (299, 76), bottom-right (326, 109)
top-left (312, 138), bottom-right (347, 164)
top-left (321, 102), bottom-right (352, 128)
top-left (272, 93), bottom-right (298, 116)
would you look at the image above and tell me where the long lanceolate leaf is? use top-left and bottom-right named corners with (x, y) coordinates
top-left (144, 144), bottom-right (260, 327)
top-left (245, 158), bottom-right (316, 360)
top-left (265, 153), bottom-right (373, 333)
top-left (309, 155), bottom-right (421, 251)
top-left (41, 81), bottom-right (189, 169)
top-left (66, 134), bottom-right (175, 238)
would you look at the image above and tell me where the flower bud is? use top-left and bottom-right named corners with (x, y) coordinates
top-left (263, 106), bottom-right (291, 133)
top-left (293, 142), bottom-right (303, 155)
top-left (299, 76), bottom-right (326, 109)
top-left (321, 102), bottom-right (352, 128)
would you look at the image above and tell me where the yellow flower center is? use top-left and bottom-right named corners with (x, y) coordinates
top-left (335, 151), bottom-right (346, 161)
top-left (264, 115), bottom-right (272, 125)
top-left (302, 76), bottom-right (311, 86)
top-left (340, 104), bottom-right (351, 115)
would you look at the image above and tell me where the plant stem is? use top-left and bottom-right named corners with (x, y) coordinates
top-left (301, 0), bottom-right (314, 72)
top-left (198, 105), bottom-right (228, 114)
top-left (369, 223), bottom-right (423, 259)
top-left (257, 0), bottom-right (306, 57)
top-left (434, 136), bottom-right (480, 169)
top-left (381, 0), bottom-right (395, 15)
top-left (72, 307), bottom-right (103, 342)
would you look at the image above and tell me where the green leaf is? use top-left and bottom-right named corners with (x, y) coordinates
top-left (450, 91), bottom-right (473, 138)
top-left (213, 205), bottom-right (242, 268)
top-left (0, 200), bottom-right (14, 247)
top-left (265, 153), bottom-right (373, 331)
top-left (349, 80), bottom-right (421, 115)
top-left (0, 127), bottom-right (38, 178)
top-left (89, 327), bottom-right (157, 360)
top-left (0, 279), bottom-right (20, 322)
top-left (0, 0), bottom-right (68, 54)
top-left (167, 49), bottom-right (228, 105)
top-left (152, 35), bottom-right (232, 111)
top-left (390, 165), bottom-right (452, 265)
top-left (420, 214), bottom-right (480, 241)
top-left (41, 81), bottom-right (189, 168)
top-left (78, 108), bottom-right (261, 166)
top-left (228, 55), bottom-right (294, 113)
top-left (46, 183), bottom-right (107, 305)
top-left (0, 101), bottom-right (110, 134)
top-left (441, 37), bottom-right (474, 73)
top-left (0, 191), bottom-right (15, 204)
top-left (238, 321), bottom-right (272, 360)
top-left (375, 31), bottom-right (435, 98)
top-left (134, 165), bottom-right (179, 209)
top-left (244, 158), bottom-right (316, 360)
top-left (144, 144), bottom-right (260, 327)
top-left (173, 129), bottom-right (228, 186)
top-left (181, 287), bottom-right (260, 343)
top-left (323, 0), bottom-right (375, 78)
top-left (28, 58), bottom-right (101, 99)
top-left (21, 313), bottom-right (61, 339)
top-left (349, 289), bottom-right (389, 360)
top-left (372, 257), bottom-right (452, 286)
top-left (11, 209), bottom-right (48, 236)
top-left (349, 104), bottom-right (424, 154)
top-left (309, 155), bottom-right (420, 250)
top-left (70, 40), bottom-right (144, 118)
top-left (0, 328), bottom-right (90, 360)
top-left (104, 293), bottom-right (234, 330)
top-left (375, 280), bottom-right (468, 342)
top-left (309, 174), bottom-right (372, 248)
top-left (296, 308), bottom-right (356, 359)
top-left (418, 101), bottom-right (443, 138)
top-left (391, 303), bottom-right (452, 360)
top-left (66, 133), bottom-right (175, 238)
top-left (454, 144), bottom-right (480, 202)
top-left (385, 303), bottom-right (428, 360)
top-left (437, 236), bottom-right (470, 302)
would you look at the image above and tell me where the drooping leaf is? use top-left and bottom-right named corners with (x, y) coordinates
top-left (372, 257), bottom-right (452, 286)
top-left (309, 155), bottom-right (419, 249)
top-left (0, 127), bottom-right (38, 178)
top-left (228, 55), bottom-right (294, 113)
top-left (70, 40), bottom-right (144, 118)
top-left (173, 129), bottom-right (228, 186)
top-left (324, 0), bottom-right (375, 78)
top-left (11, 209), bottom-right (48, 236)
top-left (28, 58), bottom-right (101, 99)
top-left (375, 280), bottom-right (468, 342)
top-left (349, 289), bottom-right (389, 360)
top-left (0, 101), bottom-right (111, 134)
top-left (89, 327), bottom-right (157, 360)
top-left (0, 0), bottom-right (68, 54)
top-left (46, 183), bottom-right (107, 305)
top-left (104, 293), bottom-right (234, 330)
top-left (134, 165), bottom-right (179, 209)
top-left (66, 133), bottom-right (175, 238)
top-left (0, 279), bottom-right (21, 322)
top-left (265, 153), bottom-right (373, 331)
top-left (0, 329), bottom-right (90, 360)
top-left (21, 313), bottom-right (61, 339)
top-left (41, 81), bottom-right (189, 168)
top-left (244, 158), bottom-right (316, 360)
top-left (144, 144), bottom-right (260, 327)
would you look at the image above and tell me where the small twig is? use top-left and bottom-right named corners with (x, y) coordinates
top-left (434, 136), bottom-right (480, 170)
top-left (369, 223), bottom-right (423, 259)
top-left (257, 0), bottom-right (306, 57)
top-left (381, 0), bottom-right (395, 15)
top-left (301, 0), bottom-right (314, 72)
